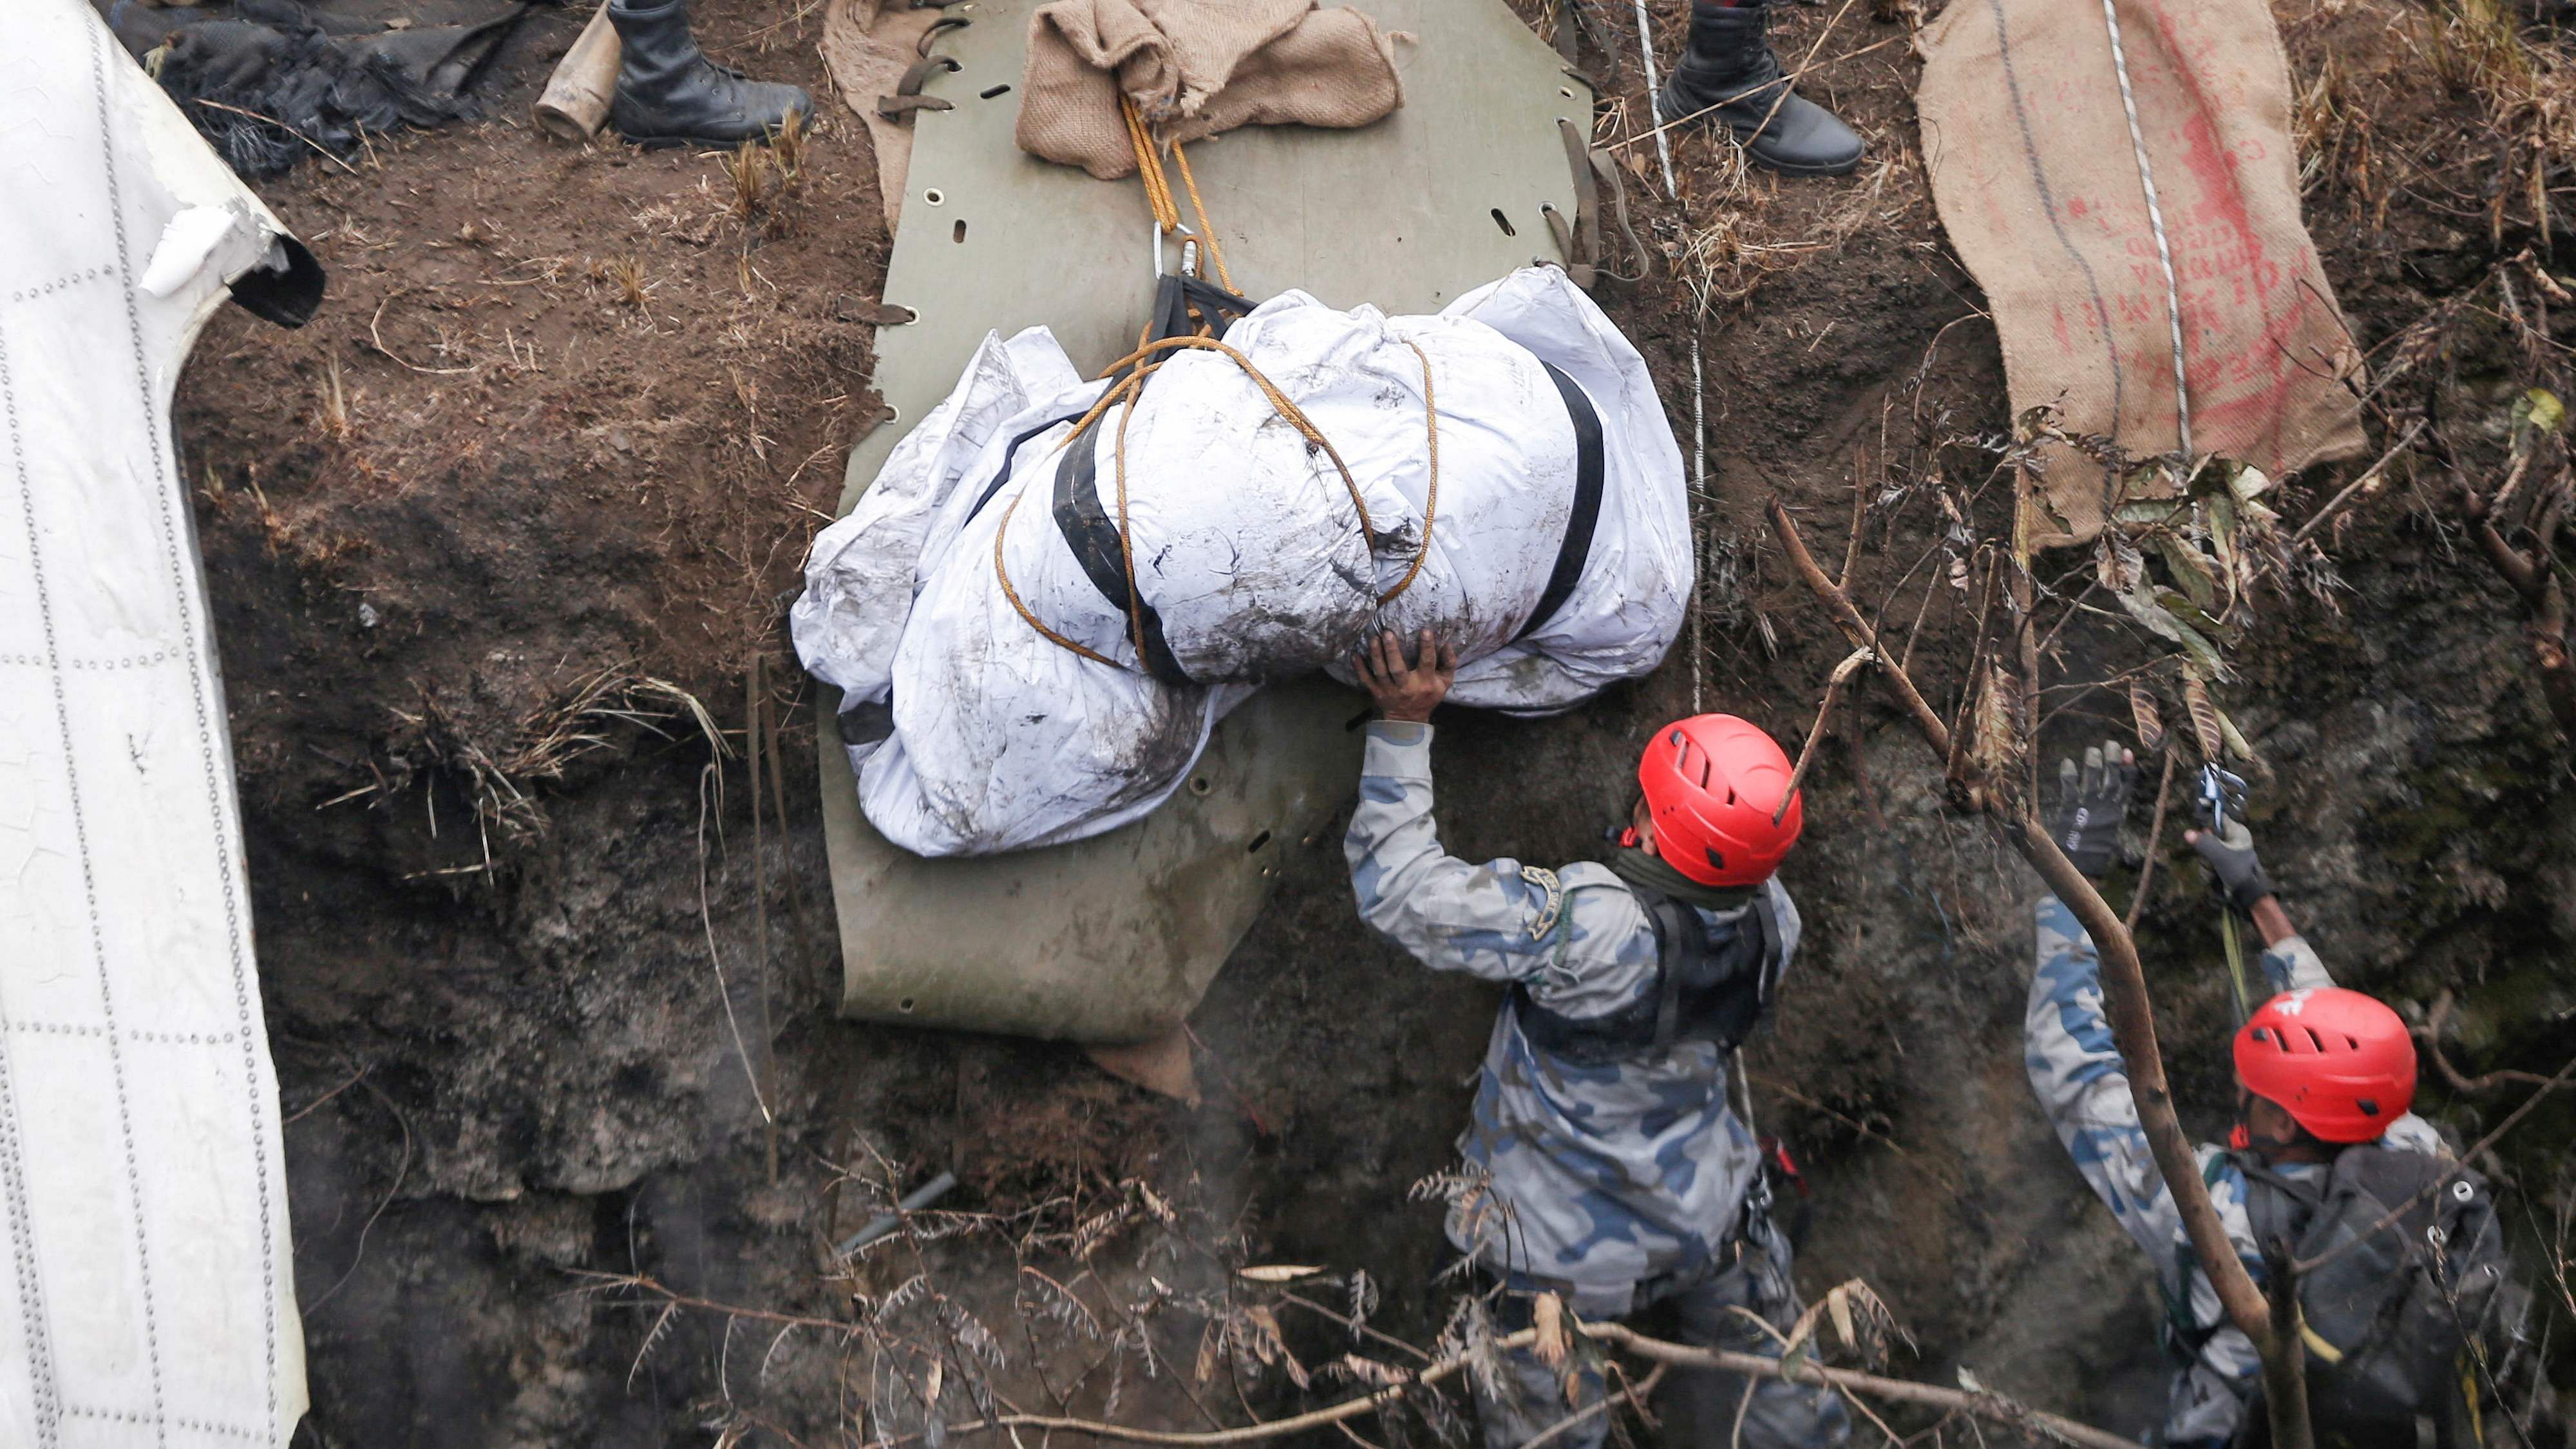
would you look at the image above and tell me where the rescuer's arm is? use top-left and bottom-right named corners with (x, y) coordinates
top-left (1342, 630), bottom-right (1582, 983)
top-left (2023, 744), bottom-right (2195, 1261)
top-left (2183, 822), bottom-right (2343, 997)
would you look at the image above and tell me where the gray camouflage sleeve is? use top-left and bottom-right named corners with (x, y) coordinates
top-left (1343, 722), bottom-right (1577, 984)
top-left (2029, 897), bottom-right (2262, 1447)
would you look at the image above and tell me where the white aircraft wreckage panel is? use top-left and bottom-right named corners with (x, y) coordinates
top-left (1, 4), bottom-right (321, 1444)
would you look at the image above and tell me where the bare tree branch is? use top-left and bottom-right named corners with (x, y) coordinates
top-left (1762, 497), bottom-right (2280, 1347)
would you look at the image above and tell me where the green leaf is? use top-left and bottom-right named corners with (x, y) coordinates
top-left (2514, 388), bottom-right (2565, 437)
top-left (2114, 499), bottom-right (2192, 529)
top-left (2155, 536), bottom-right (2221, 614)
top-left (2110, 578), bottom-right (2232, 679)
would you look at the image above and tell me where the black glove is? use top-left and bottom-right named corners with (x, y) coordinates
top-left (2188, 820), bottom-right (2275, 912)
top-left (2049, 741), bottom-right (2137, 877)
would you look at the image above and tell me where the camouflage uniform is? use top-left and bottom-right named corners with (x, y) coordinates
top-left (1348, 721), bottom-right (1850, 1449)
top-left (2025, 896), bottom-right (2443, 1448)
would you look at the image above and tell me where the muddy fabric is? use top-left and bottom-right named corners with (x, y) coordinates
top-left (1346, 721), bottom-right (1803, 1310)
top-left (821, 0), bottom-right (955, 229)
top-left (2025, 898), bottom-right (2441, 1446)
top-left (1916, 0), bottom-right (2365, 544)
top-left (791, 267), bottom-right (1690, 857)
top-left (1476, 1248), bottom-right (1850, 1449)
top-left (106, 0), bottom-right (526, 176)
top-left (1014, 0), bottom-right (1402, 180)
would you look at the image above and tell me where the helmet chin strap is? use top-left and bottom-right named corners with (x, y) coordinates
top-left (2234, 1093), bottom-right (2315, 1158)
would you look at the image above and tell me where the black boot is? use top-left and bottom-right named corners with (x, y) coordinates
top-left (608, 0), bottom-right (812, 149)
top-left (1656, 2), bottom-right (1862, 178)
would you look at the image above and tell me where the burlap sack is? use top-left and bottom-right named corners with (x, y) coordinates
top-left (1016, 0), bottom-right (1403, 180)
top-left (1918, 0), bottom-right (2366, 544)
top-left (822, 0), bottom-right (954, 229)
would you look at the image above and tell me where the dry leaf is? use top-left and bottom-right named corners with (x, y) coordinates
top-left (1826, 1284), bottom-right (1855, 1351)
top-left (1338, 1354), bottom-right (1408, 1387)
top-left (2128, 680), bottom-right (2164, 755)
top-left (2181, 674), bottom-right (2224, 761)
top-left (1195, 1321), bottom-right (1223, 1384)
top-left (1533, 1292), bottom-right (1568, 1368)
top-left (1242, 1305), bottom-right (1309, 1388)
top-left (1970, 665), bottom-right (2023, 790)
top-left (1236, 1265), bottom-right (1325, 1283)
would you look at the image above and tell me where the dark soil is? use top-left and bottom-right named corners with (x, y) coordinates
top-left (165, 1), bottom-right (2575, 1444)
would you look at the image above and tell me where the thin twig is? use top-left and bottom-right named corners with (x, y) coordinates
top-left (601, 1271), bottom-right (2151, 1449)
top-left (1779, 649), bottom-right (1873, 824)
top-left (1520, 1364), bottom-right (1667, 1449)
top-left (2421, 992), bottom-right (2561, 1091)
top-left (283, 1061), bottom-right (372, 1126)
top-left (699, 762), bottom-right (773, 1124)
top-left (189, 98), bottom-right (361, 175)
top-left (1766, 496), bottom-right (2276, 1344)
top-left (2125, 749), bottom-right (2179, 934)
top-left (2290, 419), bottom-right (2427, 545)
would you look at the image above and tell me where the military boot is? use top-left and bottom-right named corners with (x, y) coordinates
top-left (1656, 1), bottom-right (1862, 178)
top-left (608, 0), bottom-right (811, 148)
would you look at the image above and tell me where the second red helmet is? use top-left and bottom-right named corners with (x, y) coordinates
top-left (2233, 987), bottom-right (2418, 1144)
top-left (1638, 714), bottom-right (1803, 887)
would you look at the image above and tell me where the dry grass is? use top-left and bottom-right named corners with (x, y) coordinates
top-left (601, 253), bottom-right (650, 311)
top-left (382, 665), bottom-right (731, 855)
top-left (317, 354), bottom-right (350, 440)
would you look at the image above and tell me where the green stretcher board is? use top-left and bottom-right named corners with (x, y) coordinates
top-left (821, 0), bottom-right (1591, 1045)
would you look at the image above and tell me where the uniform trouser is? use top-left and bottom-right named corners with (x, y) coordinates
top-left (1471, 1229), bottom-right (1852, 1449)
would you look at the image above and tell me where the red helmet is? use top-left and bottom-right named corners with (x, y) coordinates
top-left (2233, 987), bottom-right (2417, 1144)
top-left (1637, 715), bottom-right (1802, 887)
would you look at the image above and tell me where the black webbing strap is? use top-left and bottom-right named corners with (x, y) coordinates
top-left (965, 413), bottom-right (1086, 524)
top-left (1043, 272), bottom-right (1256, 685)
top-left (1141, 272), bottom-right (1256, 361)
top-left (1050, 416), bottom-right (1191, 685)
top-left (1644, 893), bottom-right (1701, 1052)
top-left (1514, 362), bottom-right (1606, 643)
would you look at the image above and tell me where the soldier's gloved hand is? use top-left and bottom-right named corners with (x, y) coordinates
top-left (2048, 740), bottom-right (2136, 878)
top-left (2184, 821), bottom-right (2275, 912)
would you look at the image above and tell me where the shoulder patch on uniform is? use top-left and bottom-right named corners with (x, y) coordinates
top-left (1519, 866), bottom-right (1565, 940)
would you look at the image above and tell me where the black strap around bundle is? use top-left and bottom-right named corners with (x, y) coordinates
top-left (1042, 272), bottom-right (1257, 685)
top-left (1513, 362), bottom-right (1605, 643)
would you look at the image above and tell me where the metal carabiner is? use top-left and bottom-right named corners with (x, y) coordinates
top-left (2196, 762), bottom-right (2248, 834)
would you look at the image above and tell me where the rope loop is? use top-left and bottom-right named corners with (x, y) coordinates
top-left (990, 337), bottom-right (1444, 671)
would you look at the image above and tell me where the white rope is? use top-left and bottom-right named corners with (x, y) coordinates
top-left (1633, 0), bottom-right (1681, 198)
top-left (1690, 327), bottom-right (1708, 714)
top-left (2097, 0), bottom-right (2192, 459)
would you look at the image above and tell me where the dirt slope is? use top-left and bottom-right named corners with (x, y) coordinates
top-left (166, 1), bottom-right (2573, 1444)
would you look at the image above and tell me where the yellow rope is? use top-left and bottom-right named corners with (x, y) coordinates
top-left (1167, 140), bottom-right (1235, 294)
top-left (991, 484), bottom-right (1124, 670)
top-left (1121, 98), bottom-right (1181, 232)
top-left (1122, 96), bottom-right (1236, 294)
top-left (1381, 339), bottom-right (1440, 604)
top-left (992, 335), bottom-right (1446, 670)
